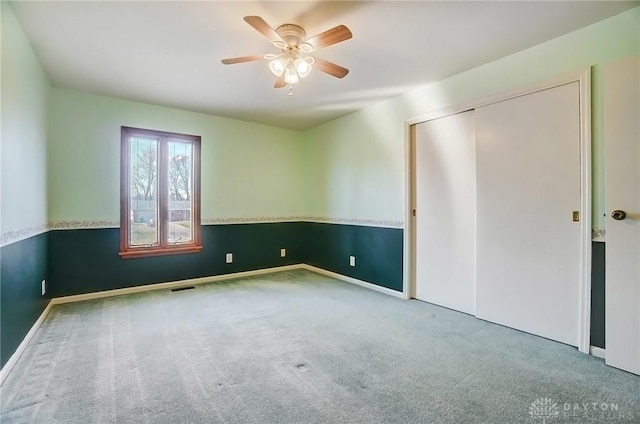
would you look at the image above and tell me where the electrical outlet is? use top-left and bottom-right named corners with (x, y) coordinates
top-left (41, 280), bottom-right (46, 296)
top-left (280, 248), bottom-right (286, 258)
top-left (349, 256), bottom-right (356, 267)
top-left (226, 253), bottom-right (233, 263)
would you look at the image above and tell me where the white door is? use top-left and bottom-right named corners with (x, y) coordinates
top-left (414, 110), bottom-right (476, 315)
top-left (604, 55), bottom-right (640, 375)
top-left (475, 82), bottom-right (583, 347)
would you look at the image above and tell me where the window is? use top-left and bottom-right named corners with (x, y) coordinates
top-left (120, 126), bottom-right (202, 258)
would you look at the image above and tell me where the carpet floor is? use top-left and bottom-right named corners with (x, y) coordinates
top-left (1, 269), bottom-right (638, 423)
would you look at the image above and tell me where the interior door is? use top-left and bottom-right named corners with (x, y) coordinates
top-left (604, 55), bottom-right (640, 375)
top-left (475, 82), bottom-right (582, 347)
top-left (414, 110), bottom-right (476, 315)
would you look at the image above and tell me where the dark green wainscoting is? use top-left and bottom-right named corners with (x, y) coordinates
top-left (1, 232), bottom-right (49, 368)
top-left (590, 241), bottom-right (605, 349)
top-left (49, 222), bottom-right (404, 297)
top-left (49, 222), bottom-right (308, 297)
top-left (305, 222), bottom-right (404, 292)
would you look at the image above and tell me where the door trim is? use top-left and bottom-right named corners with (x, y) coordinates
top-left (403, 69), bottom-right (592, 353)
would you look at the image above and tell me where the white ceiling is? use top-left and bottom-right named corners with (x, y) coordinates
top-left (9, 1), bottom-right (639, 131)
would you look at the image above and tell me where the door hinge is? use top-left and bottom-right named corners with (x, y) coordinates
top-left (572, 211), bottom-right (579, 222)
top-left (412, 209), bottom-right (416, 217)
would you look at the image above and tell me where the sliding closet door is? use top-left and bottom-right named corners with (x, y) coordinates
top-left (414, 110), bottom-right (476, 315)
top-left (476, 82), bottom-right (582, 346)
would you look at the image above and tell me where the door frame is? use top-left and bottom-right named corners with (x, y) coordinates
top-left (403, 69), bottom-right (592, 354)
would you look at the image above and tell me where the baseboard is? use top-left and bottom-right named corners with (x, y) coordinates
top-left (589, 345), bottom-right (606, 359)
top-left (300, 264), bottom-right (404, 298)
top-left (51, 264), bottom-right (305, 305)
top-left (0, 300), bottom-right (54, 387)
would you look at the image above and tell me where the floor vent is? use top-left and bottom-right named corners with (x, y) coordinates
top-left (171, 286), bottom-right (196, 292)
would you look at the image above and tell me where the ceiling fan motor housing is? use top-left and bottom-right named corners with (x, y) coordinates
top-left (275, 24), bottom-right (307, 47)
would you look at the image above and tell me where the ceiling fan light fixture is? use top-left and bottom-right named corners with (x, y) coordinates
top-left (284, 64), bottom-right (300, 84)
top-left (268, 58), bottom-right (285, 76)
top-left (299, 42), bottom-right (313, 53)
top-left (294, 56), bottom-right (314, 78)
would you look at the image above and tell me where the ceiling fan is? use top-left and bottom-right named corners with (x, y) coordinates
top-left (221, 16), bottom-right (352, 91)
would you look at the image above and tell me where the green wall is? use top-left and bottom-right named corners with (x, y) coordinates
top-left (48, 89), bottom-right (305, 224)
top-left (303, 6), bottom-right (640, 231)
top-left (1, 0), bottom-right (51, 369)
top-left (1, 0), bottom-right (50, 238)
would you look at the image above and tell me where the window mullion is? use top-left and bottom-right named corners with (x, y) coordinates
top-left (159, 137), bottom-right (169, 247)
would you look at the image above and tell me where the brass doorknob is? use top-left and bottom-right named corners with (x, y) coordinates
top-left (611, 210), bottom-right (627, 221)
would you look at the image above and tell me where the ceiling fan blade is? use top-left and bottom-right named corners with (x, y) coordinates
top-left (306, 25), bottom-right (352, 50)
top-left (244, 16), bottom-right (284, 44)
top-left (221, 55), bottom-right (266, 65)
top-left (314, 58), bottom-right (349, 79)
top-left (274, 74), bottom-right (286, 88)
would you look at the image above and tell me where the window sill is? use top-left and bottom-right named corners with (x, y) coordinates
top-left (119, 245), bottom-right (203, 259)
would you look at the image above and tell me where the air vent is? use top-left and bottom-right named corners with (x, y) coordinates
top-left (171, 286), bottom-right (195, 292)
